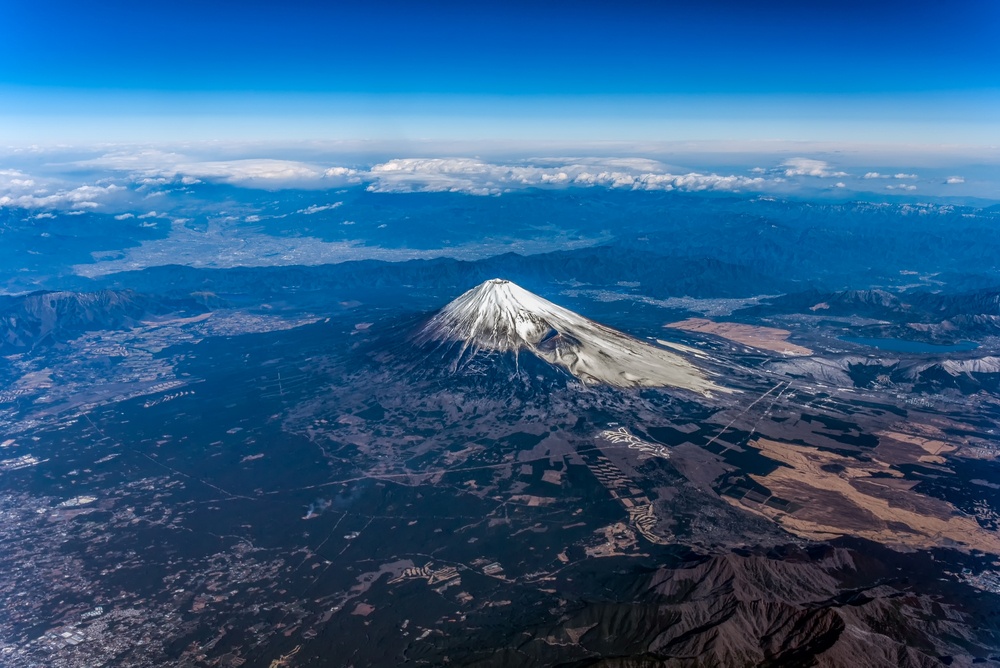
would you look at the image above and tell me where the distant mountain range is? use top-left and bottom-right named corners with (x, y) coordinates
top-left (87, 247), bottom-right (797, 306)
top-left (0, 289), bottom-right (207, 353)
top-left (8, 271), bottom-right (1000, 358)
top-left (745, 288), bottom-right (1000, 341)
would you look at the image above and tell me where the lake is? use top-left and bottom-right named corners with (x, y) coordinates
top-left (839, 336), bottom-right (979, 353)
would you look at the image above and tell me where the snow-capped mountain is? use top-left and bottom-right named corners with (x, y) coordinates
top-left (416, 279), bottom-right (727, 395)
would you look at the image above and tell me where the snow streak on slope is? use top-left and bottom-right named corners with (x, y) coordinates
top-left (417, 279), bottom-right (728, 395)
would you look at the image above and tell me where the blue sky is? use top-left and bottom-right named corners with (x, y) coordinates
top-left (2, 0), bottom-right (999, 144)
top-left (5, 0), bottom-right (999, 94)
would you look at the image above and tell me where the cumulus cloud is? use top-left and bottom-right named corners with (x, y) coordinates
top-left (365, 158), bottom-right (765, 195)
top-left (0, 170), bottom-right (41, 206)
top-left (0, 169), bottom-right (39, 190)
top-left (324, 167), bottom-right (357, 178)
top-left (0, 180), bottom-right (126, 211)
top-left (946, 176), bottom-right (965, 184)
top-left (0, 148), bottom-right (948, 217)
top-left (79, 150), bottom-right (362, 189)
top-left (178, 159), bottom-right (331, 184)
top-left (0, 171), bottom-right (36, 187)
top-left (781, 158), bottom-right (847, 178)
top-left (368, 158), bottom-right (517, 195)
top-left (865, 171), bottom-right (917, 181)
top-left (886, 184), bottom-right (917, 191)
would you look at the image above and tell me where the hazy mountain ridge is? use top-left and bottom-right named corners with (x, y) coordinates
top-left (86, 247), bottom-right (797, 307)
top-left (732, 287), bottom-right (1000, 344)
top-left (0, 289), bottom-right (208, 352)
top-left (5, 189), bottom-right (1000, 296)
top-left (751, 288), bottom-right (1000, 320)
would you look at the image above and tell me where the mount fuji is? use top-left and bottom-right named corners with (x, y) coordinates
top-left (415, 279), bottom-right (727, 395)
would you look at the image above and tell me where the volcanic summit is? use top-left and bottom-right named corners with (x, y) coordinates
top-left (417, 279), bottom-right (726, 395)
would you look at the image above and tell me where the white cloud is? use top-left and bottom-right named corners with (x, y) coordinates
top-left (367, 158), bottom-right (511, 195)
top-left (0, 169), bottom-right (34, 185)
top-left (365, 158), bottom-right (765, 195)
top-left (0, 149), bottom-right (951, 216)
top-left (79, 150), bottom-right (362, 189)
top-left (946, 176), bottom-right (965, 184)
top-left (865, 171), bottom-right (917, 181)
top-left (781, 158), bottom-right (848, 178)
top-left (180, 159), bottom-right (331, 184)
top-left (297, 202), bottom-right (343, 215)
top-left (634, 172), bottom-right (765, 192)
top-left (114, 213), bottom-right (135, 220)
top-left (324, 167), bottom-right (357, 178)
top-left (0, 180), bottom-right (125, 211)
top-left (886, 184), bottom-right (917, 191)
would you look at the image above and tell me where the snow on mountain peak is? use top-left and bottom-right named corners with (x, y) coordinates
top-left (421, 278), bottom-right (569, 352)
top-left (417, 279), bottom-right (728, 395)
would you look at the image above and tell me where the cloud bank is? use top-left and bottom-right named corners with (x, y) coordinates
top-left (863, 172), bottom-right (918, 180)
top-left (365, 157), bottom-right (765, 195)
top-left (64, 152), bottom-right (775, 198)
top-left (781, 158), bottom-right (848, 178)
top-left (0, 168), bottom-right (126, 210)
top-left (78, 150), bottom-right (362, 188)
top-left (0, 147), bottom-right (983, 220)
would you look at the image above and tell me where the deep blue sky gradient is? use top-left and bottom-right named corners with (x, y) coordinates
top-left (2, 0), bottom-right (998, 143)
top-left (5, 0), bottom-right (998, 95)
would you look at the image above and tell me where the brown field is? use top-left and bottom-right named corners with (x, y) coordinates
top-left (665, 318), bottom-right (813, 356)
top-left (877, 430), bottom-right (957, 464)
top-left (876, 417), bottom-right (998, 461)
top-left (727, 438), bottom-right (1000, 554)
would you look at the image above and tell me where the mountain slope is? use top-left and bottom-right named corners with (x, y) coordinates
top-left (0, 289), bottom-right (206, 352)
top-left (416, 279), bottom-right (728, 395)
